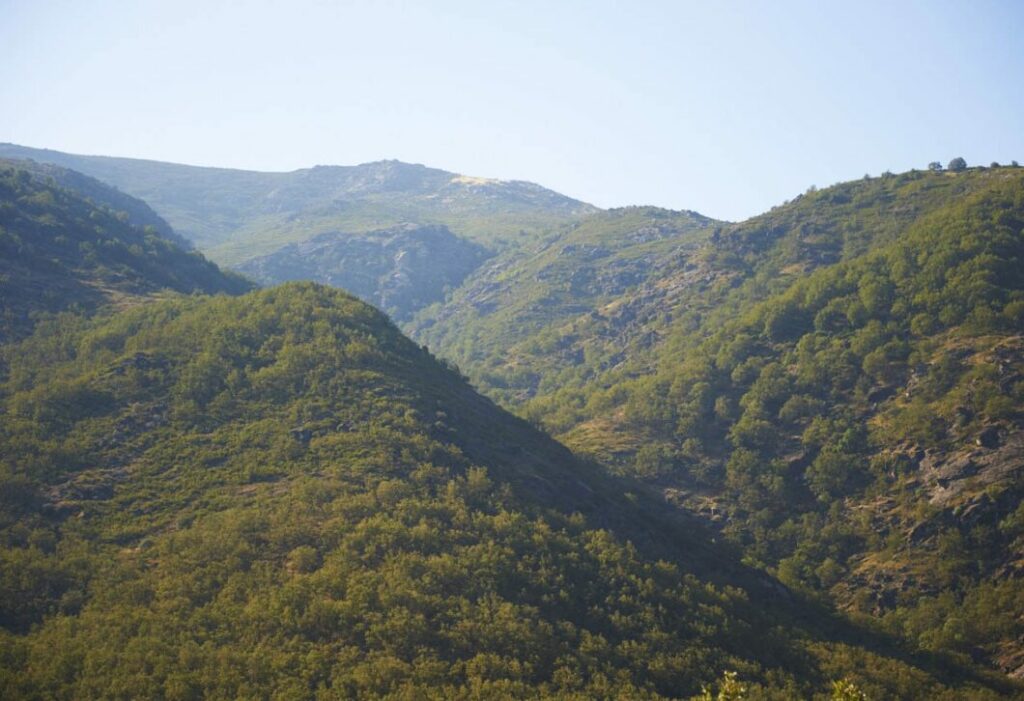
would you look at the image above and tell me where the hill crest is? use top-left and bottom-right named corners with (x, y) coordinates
top-left (0, 143), bottom-right (600, 264)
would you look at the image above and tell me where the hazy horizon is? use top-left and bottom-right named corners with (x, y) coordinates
top-left (2, 0), bottom-right (1022, 220)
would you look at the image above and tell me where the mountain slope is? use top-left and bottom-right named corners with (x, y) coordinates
top-left (410, 206), bottom-right (717, 406)
top-left (0, 163), bottom-right (252, 343)
top-left (237, 223), bottom-right (489, 321)
top-left (0, 283), bottom-right (1012, 699)
top-left (0, 157), bottom-right (191, 250)
top-left (0, 144), bottom-right (598, 266)
top-left (416, 165), bottom-right (1024, 675)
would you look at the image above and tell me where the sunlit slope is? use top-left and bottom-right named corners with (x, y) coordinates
top-left (410, 206), bottom-right (717, 406)
top-left (0, 283), bottom-right (1011, 698)
top-left (437, 166), bottom-right (1024, 676)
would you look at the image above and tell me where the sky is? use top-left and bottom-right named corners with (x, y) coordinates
top-left (1, 0), bottom-right (1022, 221)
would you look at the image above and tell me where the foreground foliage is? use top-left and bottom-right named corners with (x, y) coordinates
top-left (0, 284), bottom-right (1012, 698)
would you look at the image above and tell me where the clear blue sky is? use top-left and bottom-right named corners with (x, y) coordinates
top-left (1, 0), bottom-right (1021, 221)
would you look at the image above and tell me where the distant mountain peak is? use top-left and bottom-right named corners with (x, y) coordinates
top-left (450, 174), bottom-right (501, 187)
top-left (0, 144), bottom-right (599, 262)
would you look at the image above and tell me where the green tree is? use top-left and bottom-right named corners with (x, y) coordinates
top-left (830, 678), bottom-right (868, 700)
top-left (694, 671), bottom-right (747, 701)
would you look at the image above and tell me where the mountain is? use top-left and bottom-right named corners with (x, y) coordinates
top-left (0, 162), bottom-right (252, 343)
top-left (3, 140), bottom-right (1022, 692)
top-left (410, 206), bottom-right (717, 406)
top-left (413, 164), bottom-right (1024, 676)
top-left (0, 157), bottom-right (191, 250)
top-left (236, 223), bottom-right (489, 321)
top-left (0, 144), bottom-right (599, 267)
top-left (0, 283), bottom-right (1013, 699)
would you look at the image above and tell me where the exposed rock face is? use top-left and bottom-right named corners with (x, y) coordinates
top-left (237, 224), bottom-right (490, 321)
top-left (921, 431), bottom-right (1024, 506)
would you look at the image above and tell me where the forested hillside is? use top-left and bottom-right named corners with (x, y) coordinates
top-left (6, 0), bottom-right (1024, 695)
top-left (0, 283), bottom-right (1014, 699)
top-left (0, 158), bottom-right (190, 249)
top-left (416, 165), bottom-right (1024, 676)
top-left (3, 145), bottom-right (1023, 694)
top-left (0, 164), bottom-right (251, 342)
top-left (0, 144), bottom-right (598, 266)
top-left (410, 206), bottom-right (716, 406)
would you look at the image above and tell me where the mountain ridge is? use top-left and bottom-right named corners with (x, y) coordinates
top-left (0, 157), bottom-right (190, 249)
top-left (0, 143), bottom-right (600, 265)
top-left (0, 162), bottom-right (252, 343)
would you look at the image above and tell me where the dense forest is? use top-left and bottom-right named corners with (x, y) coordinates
top-left (0, 157), bottom-right (190, 249)
top-left (415, 165), bottom-right (1024, 677)
top-left (2, 148), bottom-right (1023, 698)
top-left (0, 284), bottom-right (1016, 699)
top-left (0, 164), bottom-right (251, 342)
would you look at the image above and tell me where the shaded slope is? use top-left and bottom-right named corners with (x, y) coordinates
top-left (0, 283), bottom-right (1011, 699)
top-left (0, 144), bottom-right (598, 266)
top-left (0, 163), bottom-right (252, 343)
top-left (0, 157), bottom-right (190, 249)
top-left (237, 223), bottom-right (490, 321)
